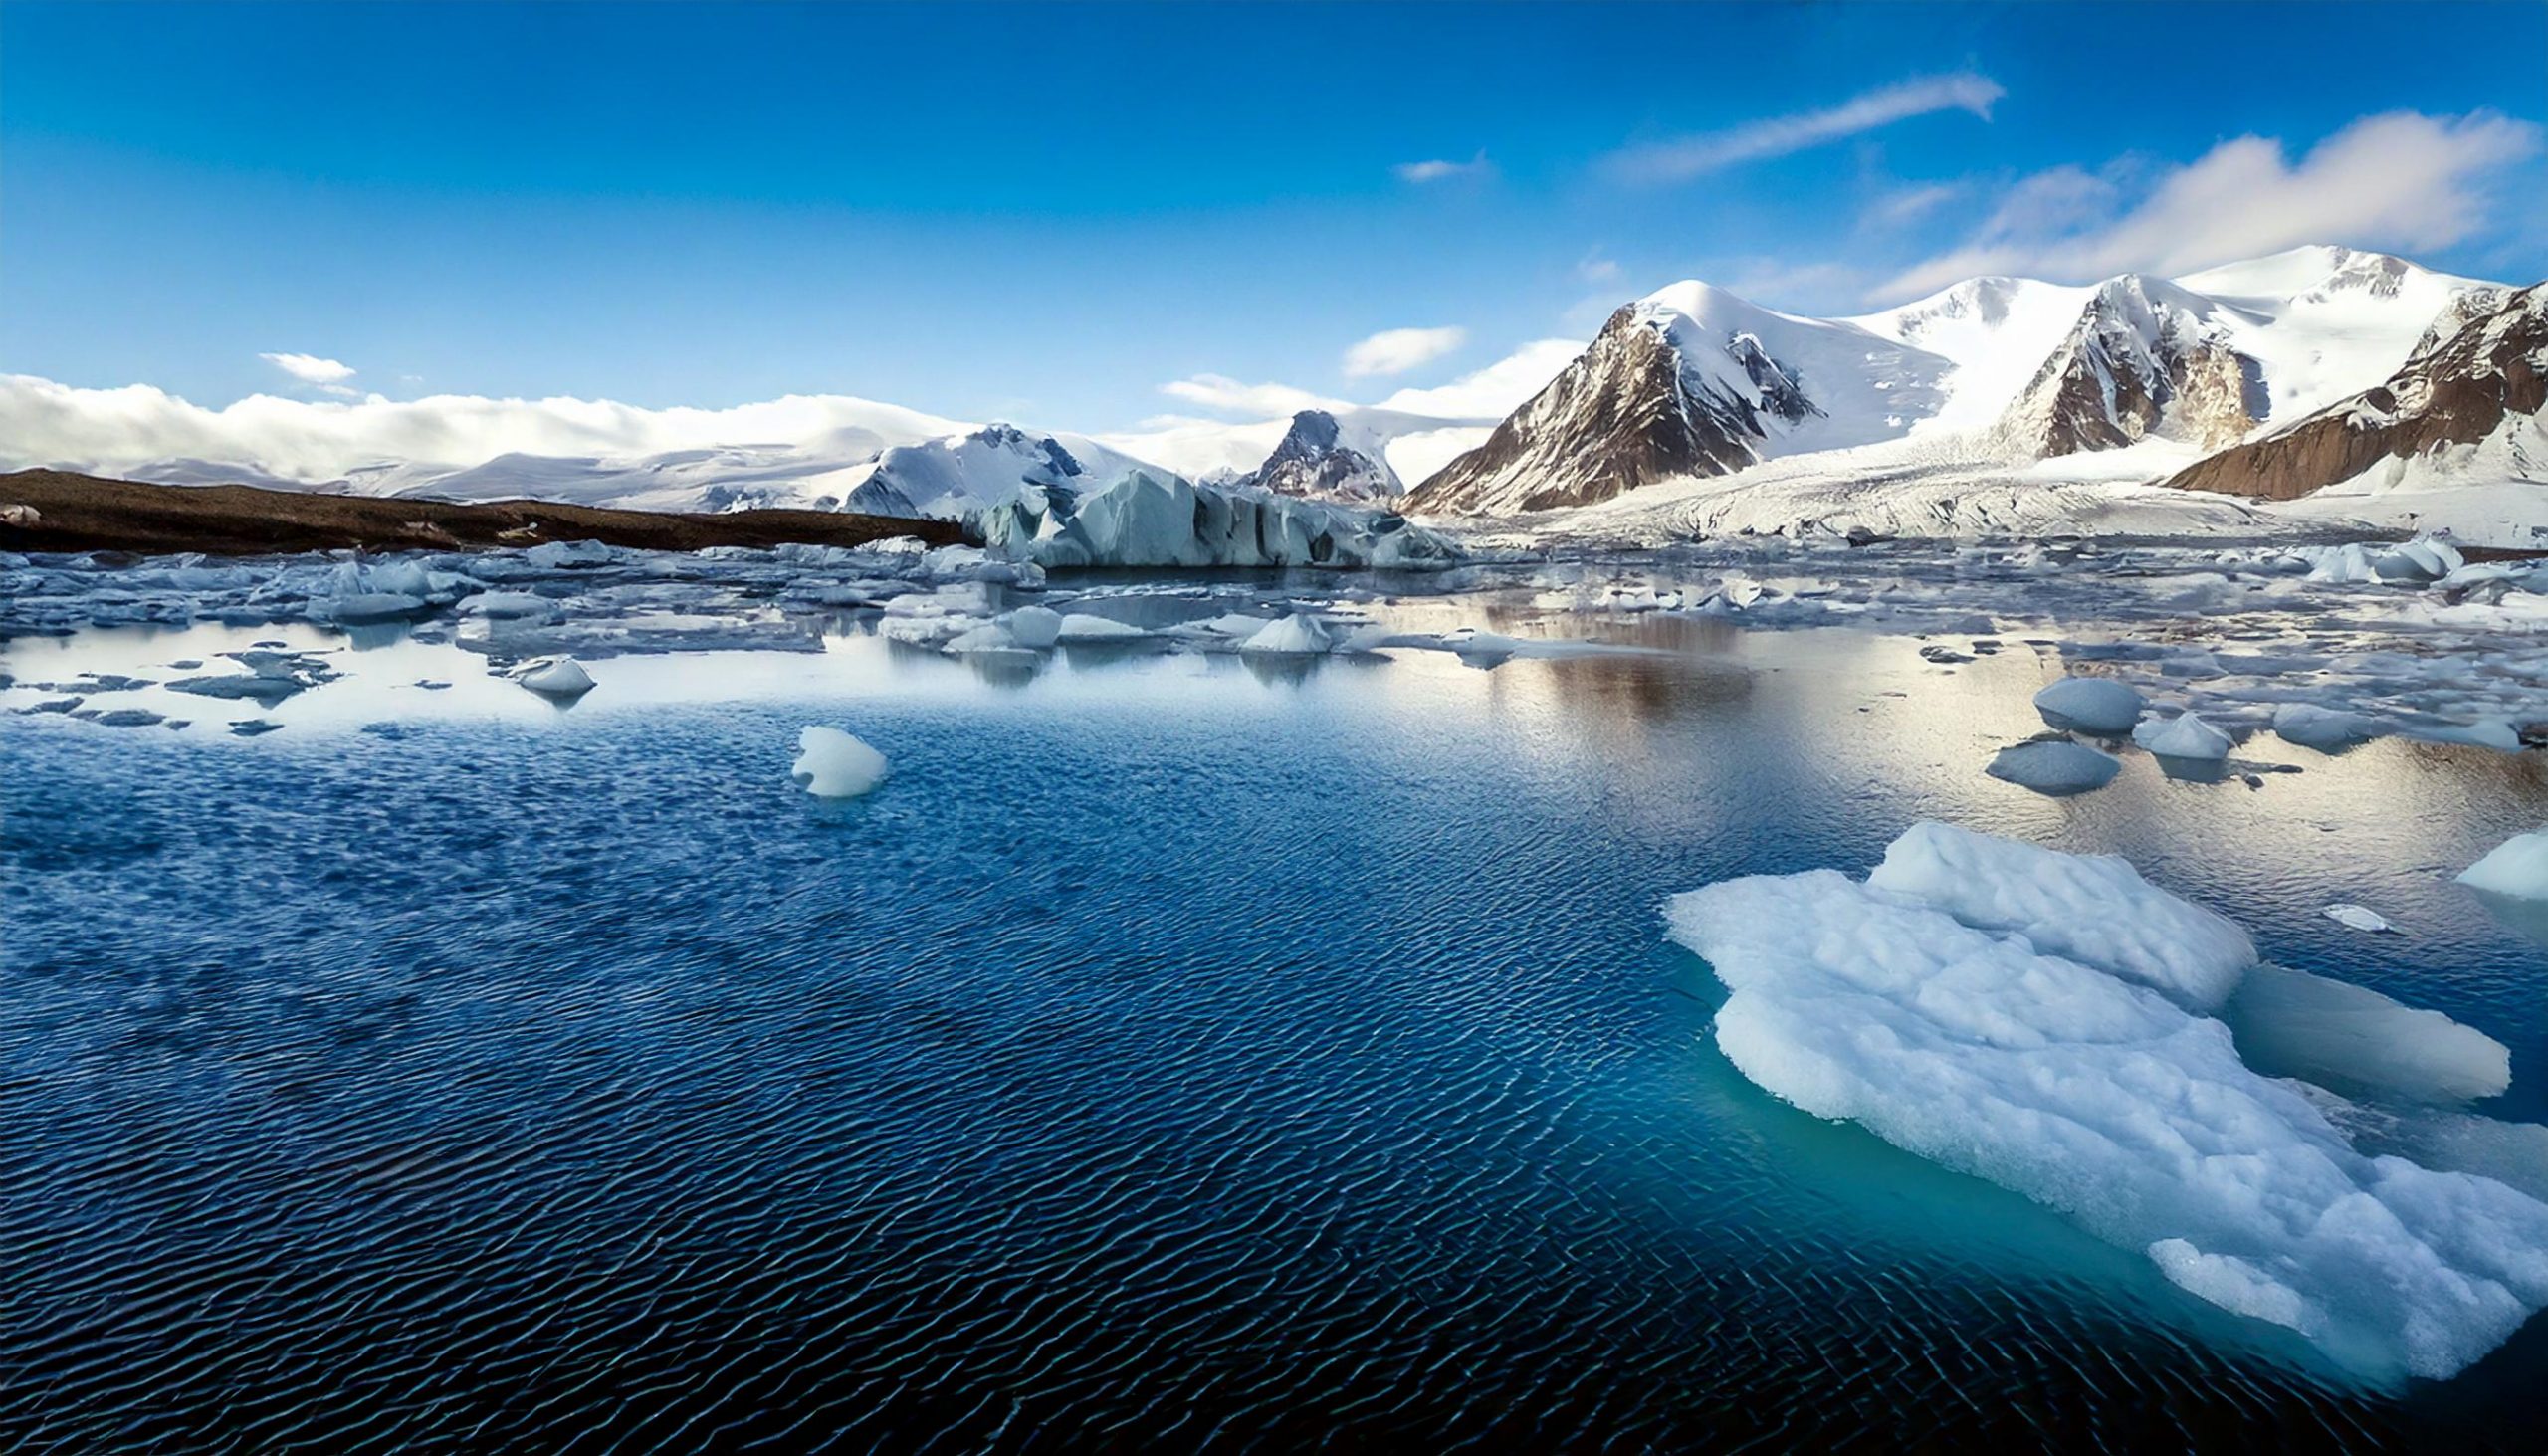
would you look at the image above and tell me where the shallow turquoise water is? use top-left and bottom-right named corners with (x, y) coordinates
top-left (4, 620), bottom-right (2544, 1450)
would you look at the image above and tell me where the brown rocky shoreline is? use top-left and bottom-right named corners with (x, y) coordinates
top-left (0, 468), bottom-right (967, 557)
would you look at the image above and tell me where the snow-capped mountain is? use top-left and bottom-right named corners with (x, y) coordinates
top-left (839, 423), bottom-right (1145, 519)
top-left (1408, 246), bottom-right (2503, 519)
top-left (2166, 281), bottom-right (2546, 503)
top-left (1405, 285), bottom-right (1951, 515)
top-left (1229, 410), bottom-right (1402, 503)
top-left (1993, 275), bottom-right (2264, 457)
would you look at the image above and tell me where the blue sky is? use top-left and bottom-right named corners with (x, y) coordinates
top-left (4, 1), bottom-right (2544, 433)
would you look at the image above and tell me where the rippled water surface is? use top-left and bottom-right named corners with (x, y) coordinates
top-left (6, 614), bottom-right (2545, 1451)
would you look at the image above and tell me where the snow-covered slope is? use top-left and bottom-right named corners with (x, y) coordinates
top-left (1843, 276), bottom-right (2096, 436)
top-left (834, 424), bottom-right (1159, 520)
top-left (2169, 282), bottom-right (2547, 540)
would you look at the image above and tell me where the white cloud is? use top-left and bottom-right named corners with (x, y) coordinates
top-left (259, 351), bottom-right (356, 386)
top-left (1876, 110), bottom-right (2543, 301)
top-left (1342, 325), bottom-right (1467, 378)
top-left (1862, 182), bottom-right (1964, 229)
top-left (1608, 73), bottom-right (2004, 183)
top-left (1577, 250), bottom-right (1623, 284)
top-left (1375, 338), bottom-right (1583, 420)
top-left (1394, 151), bottom-right (1494, 184)
top-left (1158, 373), bottom-right (1351, 419)
top-left (0, 374), bottom-right (967, 482)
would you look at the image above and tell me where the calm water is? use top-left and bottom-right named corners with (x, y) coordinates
top-left (5, 615), bottom-right (2545, 1451)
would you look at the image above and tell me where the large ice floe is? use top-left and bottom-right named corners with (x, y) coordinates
top-left (790, 727), bottom-right (888, 798)
top-left (1666, 822), bottom-right (2548, 1384)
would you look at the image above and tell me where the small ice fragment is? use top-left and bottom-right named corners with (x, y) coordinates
top-left (2132, 712), bottom-right (2232, 760)
top-left (1054, 613), bottom-right (1147, 643)
top-left (791, 727), bottom-right (888, 798)
top-left (517, 657), bottom-right (595, 698)
top-left (2033, 676), bottom-right (2144, 734)
top-left (1004, 605), bottom-right (1064, 649)
top-left (2322, 904), bottom-right (2394, 934)
top-left (2273, 703), bottom-right (2370, 752)
top-left (2457, 829), bottom-right (2548, 900)
top-left (231, 720), bottom-right (283, 737)
top-left (1985, 739), bottom-right (2120, 796)
top-left (1239, 613), bottom-right (1337, 655)
top-left (327, 592), bottom-right (428, 624)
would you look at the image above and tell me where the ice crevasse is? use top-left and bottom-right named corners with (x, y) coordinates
top-left (1665, 821), bottom-right (2548, 1383)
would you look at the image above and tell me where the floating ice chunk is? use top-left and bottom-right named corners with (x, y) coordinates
top-left (2457, 829), bottom-right (2548, 900)
top-left (2033, 676), bottom-right (2144, 734)
top-left (326, 591), bottom-right (429, 624)
top-left (1003, 605), bottom-right (1063, 649)
top-left (1239, 613), bottom-right (1337, 655)
top-left (2225, 963), bottom-right (2508, 1104)
top-left (517, 657), bottom-right (595, 698)
top-left (1668, 828), bottom-right (2548, 1383)
top-left (1986, 739), bottom-right (2121, 796)
top-left (1866, 822), bottom-right (2252, 1010)
top-left (2133, 712), bottom-right (2232, 760)
top-left (2322, 903), bottom-right (2394, 934)
top-left (791, 726), bottom-right (887, 798)
top-left (2273, 704), bottom-right (2371, 752)
top-left (466, 591), bottom-right (558, 620)
top-left (942, 622), bottom-right (1018, 654)
top-left (1054, 613), bottom-right (1147, 643)
top-left (525, 539), bottom-right (616, 569)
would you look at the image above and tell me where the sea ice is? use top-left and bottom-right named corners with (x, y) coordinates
top-left (1054, 613), bottom-right (1148, 643)
top-left (1986, 738), bottom-right (2121, 796)
top-left (1003, 605), bottom-right (1064, 649)
top-left (1863, 821), bottom-right (2251, 1010)
top-left (790, 726), bottom-right (888, 798)
top-left (2133, 711), bottom-right (2233, 760)
top-left (2225, 963), bottom-right (2509, 1104)
top-left (2032, 676), bottom-right (2145, 734)
top-left (517, 657), bottom-right (595, 698)
top-left (1239, 613), bottom-right (1338, 655)
top-left (2456, 830), bottom-right (2548, 900)
top-left (2274, 703), bottom-right (2372, 752)
top-left (2322, 903), bottom-right (2395, 933)
top-left (1668, 823), bottom-right (2548, 1383)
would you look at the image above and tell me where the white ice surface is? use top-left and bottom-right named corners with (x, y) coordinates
top-left (1863, 821), bottom-right (2252, 1010)
top-left (2132, 712), bottom-right (2233, 760)
top-left (790, 727), bottom-right (888, 798)
top-left (2032, 676), bottom-right (2146, 735)
top-left (2457, 830), bottom-right (2548, 901)
top-left (1985, 739), bottom-right (2120, 797)
top-left (1667, 823), bottom-right (2548, 1383)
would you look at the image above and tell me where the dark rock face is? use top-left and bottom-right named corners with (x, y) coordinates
top-left (1406, 308), bottom-right (1777, 515)
top-left (2166, 283), bottom-right (2547, 502)
top-left (1238, 411), bottom-right (1399, 504)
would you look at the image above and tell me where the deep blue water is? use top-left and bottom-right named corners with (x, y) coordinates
top-left (5, 624), bottom-right (2545, 1451)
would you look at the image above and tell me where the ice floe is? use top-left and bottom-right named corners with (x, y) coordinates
top-left (791, 726), bottom-right (888, 798)
top-left (2032, 676), bottom-right (2145, 735)
top-left (2457, 830), bottom-right (2548, 901)
top-left (1667, 822), bottom-right (2548, 1382)
top-left (2132, 711), bottom-right (2233, 760)
top-left (516, 657), bottom-right (595, 698)
top-left (1985, 738), bottom-right (2121, 796)
top-left (1239, 613), bottom-right (1338, 655)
